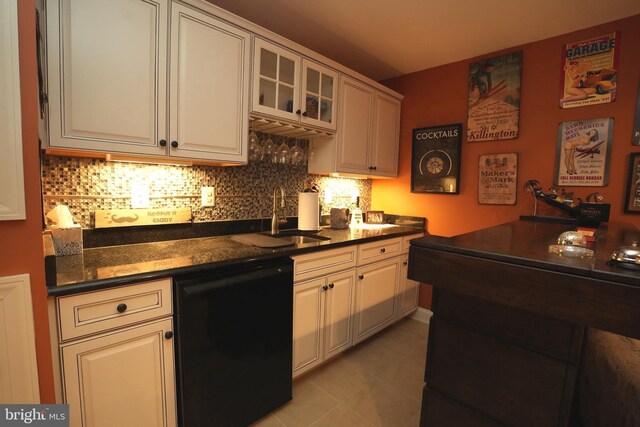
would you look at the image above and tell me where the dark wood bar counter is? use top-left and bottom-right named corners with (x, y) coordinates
top-left (408, 220), bottom-right (640, 427)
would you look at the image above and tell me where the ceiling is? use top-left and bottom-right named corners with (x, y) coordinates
top-left (205, 0), bottom-right (640, 81)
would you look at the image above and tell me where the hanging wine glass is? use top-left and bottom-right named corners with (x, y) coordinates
top-left (276, 136), bottom-right (291, 164)
top-left (248, 125), bottom-right (263, 162)
top-left (262, 135), bottom-right (275, 162)
top-left (290, 137), bottom-right (304, 165)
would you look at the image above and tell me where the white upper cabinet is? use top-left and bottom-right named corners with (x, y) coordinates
top-left (301, 60), bottom-right (337, 130)
top-left (370, 92), bottom-right (401, 177)
top-left (47, 0), bottom-right (168, 156)
top-left (308, 75), bottom-right (401, 178)
top-left (45, 0), bottom-right (249, 164)
top-left (252, 39), bottom-right (337, 131)
top-left (0, 0), bottom-right (26, 220)
top-left (168, 3), bottom-right (249, 163)
top-left (252, 38), bottom-right (300, 123)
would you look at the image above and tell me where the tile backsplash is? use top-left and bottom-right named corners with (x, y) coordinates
top-left (41, 142), bottom-right (371, 229)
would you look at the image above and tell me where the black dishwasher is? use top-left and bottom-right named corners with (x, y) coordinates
top-left (174, 257), bottom-right (293, 427)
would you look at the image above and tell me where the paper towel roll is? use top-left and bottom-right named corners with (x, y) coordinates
top-left (298, 192), bottom-right (320, 231)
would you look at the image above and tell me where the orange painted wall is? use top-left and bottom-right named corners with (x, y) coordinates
top-left (373, 15), bottom-right (640, 308)
top-left (0, 0), bottom-right (55, 402)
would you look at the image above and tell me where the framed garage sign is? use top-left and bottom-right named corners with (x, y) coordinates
top-left (411, 124), bottom-right (462, 194)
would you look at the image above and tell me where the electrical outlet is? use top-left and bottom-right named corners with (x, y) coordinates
top-left (131, 183), bottom-right (150, 208)
top-left (201, 187), bottom-right (215, 207)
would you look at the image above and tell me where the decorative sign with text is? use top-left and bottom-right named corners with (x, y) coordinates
top-left (411, 124), bottom-right (462, 194)
top-left (95, 208), bottom-right (192, 228)
top-left (633, 79), bottom-right (640, 145)
top-left (560, 32), bottom-right (619, 109)
top-left (554, 118), bottom-right (613, 187)
top-left (478, 153), bottom-right (518, 205)
top-left (467, 51), bottom-right (522, 142)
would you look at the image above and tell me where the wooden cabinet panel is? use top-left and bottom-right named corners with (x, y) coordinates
top-left (57, 279), bottom-right (172, 341)
top-left (0, 274), bottom-right (40, 403)
top-left (421, 388), bottom-right (502, 427)
top-left (292, 245), bottom-right (357, 282)
top-left (357, 237), bottom-right (402, 266)
top-left (293, 278), bottom-right (325, 376)
top-left (428, 319), bottom-right (572, 427)
top-left (323, 270), bottom-right (355, 360)
top-left (169, 3), bottom-right (249, 162)
top-left (336, 76), bottom-right (373, 174)
top-left (397, 255), bottom-right (419, 318)
top-left (47, 0), bottom-right (168, 155)
top-left (353, 258), bottom-right (399, 344)
top-left (0, 0), bottom-right (25, 221)
top-left (62, 318), bottom-right (176, 427)
top-left (434, 290), bottom-right (583, 363)
top-left (370, 93), bottom-right (400, 177)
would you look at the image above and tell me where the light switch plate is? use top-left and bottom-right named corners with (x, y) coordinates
top-left (201, 187), bottom-right (215, 207)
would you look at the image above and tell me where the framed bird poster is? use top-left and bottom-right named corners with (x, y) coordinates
top-left (554, 118), bottom-right (613, 187)
top-left (411, 124), bottom-right (462, 194)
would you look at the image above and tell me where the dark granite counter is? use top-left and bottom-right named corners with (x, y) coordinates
top-left (49, 225), bottom-right (423, 296)
top-left (411, 220), bottom-right (640, 287)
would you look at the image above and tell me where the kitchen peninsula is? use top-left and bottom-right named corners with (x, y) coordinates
top-left (408, 220), bottom-right (640, 426)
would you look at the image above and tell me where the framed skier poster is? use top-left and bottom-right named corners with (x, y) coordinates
top-left (554, 118), bottom-right (613, 187)
top-left (467, 51), bottom-right (522, 142)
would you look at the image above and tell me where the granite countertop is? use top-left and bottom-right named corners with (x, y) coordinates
top-left (49, 225), bottom-right (423, 296)
top-left (410, 220), bottom-right (640, 287)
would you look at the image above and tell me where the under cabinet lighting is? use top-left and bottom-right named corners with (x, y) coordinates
top-left (105, 154), bottom-right (193, 167)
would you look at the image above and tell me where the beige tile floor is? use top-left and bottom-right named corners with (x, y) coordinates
top-left (252, 317), bottom-right (429, 427)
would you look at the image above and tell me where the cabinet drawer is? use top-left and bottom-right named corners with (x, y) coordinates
top-left (292, 246), bottom-right (357, 282)
top-left (357, 237), bottom-right (402, 265)
top-left (58, 279), bottom-right (172, 341)
top-left (402, 233), bottom-right (424, 254)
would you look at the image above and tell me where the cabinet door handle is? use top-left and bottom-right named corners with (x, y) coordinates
top-left (358, 274), bottom-right (364, 280)
top-left (116, 303), bottom-right (127, 313)
top-left (159, 139), bottom-right (167, 147)
top-left (328, 283), bottom-right (334, 289)
top-left (380, 248), bottom-right (386, 253)
top-left (171, 140), bottom-right (179, 148)
top-left (164, 331), bottom-right (173, 340)
top-left (372, 166), bottom-right (377, 171)
top-left (403, 261), bottom-right (408, 266)
top-left (302, 111), bottom-right (308, 117)
top-left (295, 109), bottom-right (302, 115)
top-left (322, 285), bottom-right (328, 291)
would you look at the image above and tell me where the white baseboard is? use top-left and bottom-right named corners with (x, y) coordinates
top-left (410, 307), bottom-right (433, 324)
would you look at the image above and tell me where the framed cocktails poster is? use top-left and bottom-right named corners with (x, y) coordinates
top-left (411, 124), bottom-right (462, 194)
top-left (554, 118), bottom-right (613, 187)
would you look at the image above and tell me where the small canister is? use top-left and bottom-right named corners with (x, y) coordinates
top-left (330, 208), bottom-right (350, 229)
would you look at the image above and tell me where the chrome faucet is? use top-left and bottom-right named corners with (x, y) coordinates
top-left (271, 186), bottom-right (286, 234)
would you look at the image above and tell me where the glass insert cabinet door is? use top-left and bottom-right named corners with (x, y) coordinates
top-left (301, 60), bottom-right (337, 130)
top-left (252, 38), bottom-right (300, 122)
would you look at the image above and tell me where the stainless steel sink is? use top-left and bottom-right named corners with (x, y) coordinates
top-left (276, 235), bottom-right (327, 245)
top-left (262, 231), bottom-right (331, 246)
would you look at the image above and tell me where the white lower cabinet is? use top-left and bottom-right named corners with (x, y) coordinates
top-left (54, 279), bottom-right (176, 427)
top-left (352, 258), bottom-right (400, 345)
top-left (62, 319), bottom-right (176, 427)
top-left (397, 254), bottom-right (420, 318)
top-left (293, 270), bottom-right (356, 378)
top-left (292, 234), bottom-right (423, 376)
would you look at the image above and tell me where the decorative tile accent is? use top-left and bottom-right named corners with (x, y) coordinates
top-left (41, 136), bottom-right (371, 229)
